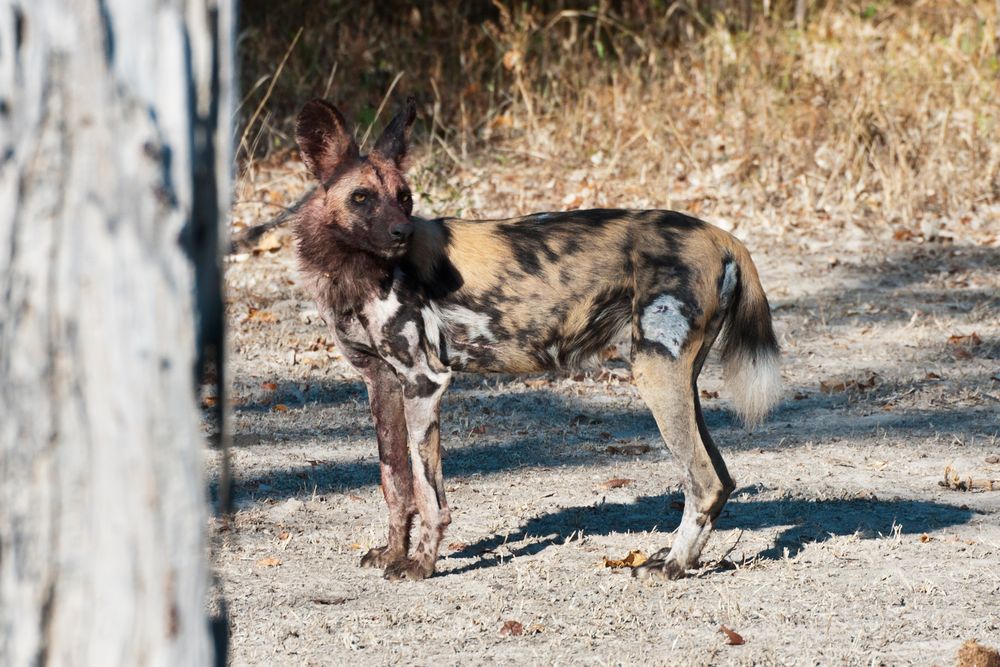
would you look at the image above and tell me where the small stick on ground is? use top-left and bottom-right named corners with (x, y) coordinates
top-left (939, 465), bottom-right (1000, 492)
top-left (711, 529), bottom-right (745, 570)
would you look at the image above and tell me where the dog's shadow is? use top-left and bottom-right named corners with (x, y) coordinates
top-left (443, 490), bottom-right (976, 575)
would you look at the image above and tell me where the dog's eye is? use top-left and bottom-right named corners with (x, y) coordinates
top-left (351, 191), bottom-right (368, 204)
top-left (398, 191), bottom-right (412, 206)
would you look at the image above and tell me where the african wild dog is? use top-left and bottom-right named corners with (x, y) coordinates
top-left (294, 97), bottom-right (782, 581)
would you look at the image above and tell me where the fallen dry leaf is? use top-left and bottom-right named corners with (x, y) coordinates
top-left (261, 381), bottom-right (278, 392)
top-left (819, 379), bottom-right (847, 393)
top-left (272, 404), bottom-right (289, 412)
top-left (720, 625), bottom-right (745, 646)
top-left (957, 639), bottom-right (1000, 667)
top-left (820, 372), bottom-right (878, 394)
top-left (523, 378), bottom-right (549, 389)
top-left (948, 332), bottom-right (982, 346)
top-left (256, 557), bottom-right (281, 568)
top-left (447, 541), bottom-right (468, 551)
top-left (201, 396), bottom-right (217, 409)
top-left (700, 389), bottom-right (720, 399)
top-left (469, 424), bottom-right (488, 435)
top-left (600, 478), bottom-right (634, 489)
top-left (603, 550), bottom-right (648, 569)
top-left (605, 444), bottom-right (651, 456)
top-left (499, 620), bottom-right (524, 636)
top-left (253, 229), bottom-right (283, 254)
top-left (244, 307), bottom-right (277, 324)
top-left (919, 533), bottom-right (931, 543)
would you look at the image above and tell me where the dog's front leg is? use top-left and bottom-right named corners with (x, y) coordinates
top-left (382, 369), bottom-right (452, 581)
top-left (358, 360), bottom-right (415, 569)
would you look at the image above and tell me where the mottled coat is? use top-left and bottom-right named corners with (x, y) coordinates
top-left (295, 98), bottom-right (782, 581)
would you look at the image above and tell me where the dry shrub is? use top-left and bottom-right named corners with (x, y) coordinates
top-left (236, 1), bottom-right (1000, 243)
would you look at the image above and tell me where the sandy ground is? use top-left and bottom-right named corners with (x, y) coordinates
top-left (209, 203), bottom-right (1000, 665)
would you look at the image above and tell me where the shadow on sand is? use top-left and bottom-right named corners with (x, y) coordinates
top-left (442, 492), bottom-right (976, 575)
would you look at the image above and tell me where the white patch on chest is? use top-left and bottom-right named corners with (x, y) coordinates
top-left (640, 294), bottom-right (689, 358)
top-left (400, 320), bottom-right (420, 347)
top-left (366, 289), bottom-right (402, 326)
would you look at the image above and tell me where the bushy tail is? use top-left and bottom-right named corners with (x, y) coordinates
top-left (718, 242), bottom-right (782, 427)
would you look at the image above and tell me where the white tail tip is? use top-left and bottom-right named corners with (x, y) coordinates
top-left (723, 349), bottom-right (783, 428)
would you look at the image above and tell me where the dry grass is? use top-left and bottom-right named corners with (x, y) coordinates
top-left (234, 1), bottom-right (1000, 244)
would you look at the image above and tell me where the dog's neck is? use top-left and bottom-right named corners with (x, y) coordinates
top-left (296, 221), bottom-right (393, 315)
top-left (296, 208), bottom-right (454, 315)
top-left (307, 249), bottom-right (393, 315)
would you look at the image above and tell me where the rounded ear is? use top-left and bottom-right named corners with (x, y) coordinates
top-left (295, 99), bottom-right (359, 185)
top-left (372, 97), bottom-right (417, 169)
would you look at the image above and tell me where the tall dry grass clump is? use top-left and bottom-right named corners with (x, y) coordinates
top-left (235, 1), bottom-right (1000, 245)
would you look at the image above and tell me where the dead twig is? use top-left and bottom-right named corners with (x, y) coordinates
top-left (711, 529), bottom-right (745, 570)
top-left (939, 465), bottom-right (1000, 492)
top-left (228, 188), bottom-right (315, 253)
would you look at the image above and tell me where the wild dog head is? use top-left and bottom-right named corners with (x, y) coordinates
top-left (295, 98), bottom-right (417, 267)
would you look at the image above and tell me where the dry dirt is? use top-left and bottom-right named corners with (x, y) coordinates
top-left (209, 183), bottom-right (1000, 665)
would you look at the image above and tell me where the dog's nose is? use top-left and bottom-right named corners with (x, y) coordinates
top-left (390, 222), bottom-right (413, 242)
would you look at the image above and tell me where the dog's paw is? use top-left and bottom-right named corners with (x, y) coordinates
top-left (632, 557), bottom-right (688, 581)
top-left (360, 546), bottom-right (401, 569)
top-left (383, 558), bottom-right (434, 582)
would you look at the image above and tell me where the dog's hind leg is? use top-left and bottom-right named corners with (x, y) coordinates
top-left (358, 360), bottom-right (416, 569)
top-left (631, 347), bottom-right (735, 580)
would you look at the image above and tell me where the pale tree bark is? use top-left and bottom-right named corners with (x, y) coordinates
top-left (0, 1), bottom-right (233, 665)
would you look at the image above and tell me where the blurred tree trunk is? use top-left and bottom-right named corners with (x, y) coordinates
top-left (0, 0), bottom-right (233, 665)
